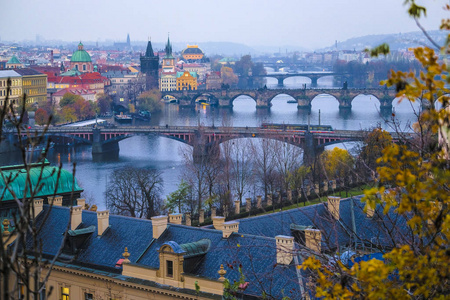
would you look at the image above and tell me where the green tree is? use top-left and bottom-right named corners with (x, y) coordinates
top-left (301, 2), bottom-right (450, 298)
top-left (165, 180), bottom-right (192, 213)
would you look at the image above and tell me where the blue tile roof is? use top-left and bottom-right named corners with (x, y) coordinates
top-left (26, 196), bottom-right (410, 299)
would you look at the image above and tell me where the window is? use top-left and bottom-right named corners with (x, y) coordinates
top-left (40, 282), bottom-right (46, 300)
top-left (61, 287), bottom-right (70, 300)
top-left (166, 260), bottom-right (173, 277)
top-left (85, 293), bottom-right (93, 300)
top-left (19, 281), bottom-right (25, 299)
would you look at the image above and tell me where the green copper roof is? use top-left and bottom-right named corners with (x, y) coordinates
top-left (180, 239), bottom-right (211, 258)
top-left (7, 55), bottom-right (21, 64)
top-left (71, 42), bottom-right (92, 63)
top-left (0, 160), bottom-right (83, 202)
top-left (60, 68), bottom-right (82, 77)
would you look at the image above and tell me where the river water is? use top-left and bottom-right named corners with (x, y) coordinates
top-left (0, 76), bottom-right (421, 209)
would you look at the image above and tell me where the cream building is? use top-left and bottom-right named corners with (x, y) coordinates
top-left (0, 70), bottom-right (22, 106)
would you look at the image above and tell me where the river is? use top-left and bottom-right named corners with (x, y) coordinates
top-left (0, 76), bottom-right (421, 209)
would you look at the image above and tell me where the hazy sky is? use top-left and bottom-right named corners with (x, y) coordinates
top-left (0, 0), bottom-right (447, 49)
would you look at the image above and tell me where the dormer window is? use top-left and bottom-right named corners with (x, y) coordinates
top-left (166, 260), bottom-right (173, 277)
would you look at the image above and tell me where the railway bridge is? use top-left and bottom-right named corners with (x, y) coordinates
top-left (8, 125), bottom-right (408, 164)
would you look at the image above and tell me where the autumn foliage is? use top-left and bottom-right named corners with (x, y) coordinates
top-left (301, 2), bottom-right (450, 299)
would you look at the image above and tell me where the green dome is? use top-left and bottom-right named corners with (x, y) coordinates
top-left (71, 42), bottom-right (92, 63)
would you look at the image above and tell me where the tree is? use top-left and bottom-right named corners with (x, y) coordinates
top-left (105, 167), bottom-right (163, 219)
top-left (34, 108), bottom-right (49, 125)
top-left (221, 66), bottom-right (238, 87)
top-left (0, 79), bottom-right (72, 299)
top-left (137, 89), bottom-right (162, 113)
top-left (59, 92), bottom-right (82, 108)
top-left (359, 127), bottom-right (393, 178)
top-left (96, 93), bottom-right (113, 114)
top-left (301, 2), bottom-right (450, 298)
top-left (320, 147), bottom-right (354, 183)
top-left (165, 180), bottom-right (192, 213)
top-left (227, 139), bottom-right (254, 205)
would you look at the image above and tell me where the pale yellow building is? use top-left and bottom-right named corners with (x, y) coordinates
top-left (15, 68), bottom-right (48, 105)
top-left (176, 71), bottom-right (197, 91)
top-left (0, 70), bottom-right (22, 106)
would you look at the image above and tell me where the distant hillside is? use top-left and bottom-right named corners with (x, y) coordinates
top-left (318, 30), bottom-right (447, 52)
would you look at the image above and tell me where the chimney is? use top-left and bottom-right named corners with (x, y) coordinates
top-left (199, 209), bottom-right (205, 223)
top-left (246, 198), bottom-right (251, 211)
top-left (222, 221), bottom-right (239, 238)
top-left (211, 207), bottom-right (217, 218)
top-left (71, 206), bottom-right (83, 230)
top-left (267, 194), bottom-right (272, 206)
top-left (366, 203), bottom-right (375, 218)
top-left (234, 200), bottom-right (240, 214)
top-left (305, 229), bottom-right (322, 253)
top-left (169, 213), bottom-right (182, 225)
top-left (275, 235), bottom-right (294, 265)
top-left (48, 195), bottom-right (63, 206)
top-left (327, 196), bottom-right (341, 220)
top-left (97, 210), bottom-right (110, 236)
top-left (151, 215), bottom-right (168, 239)
top-left (32, 198), bottom-right (44, 218)
top-left (77, 198), bottom-right (86, 209)
top-left (212, 216), bottom-right (225, 231)
top-left (185, 212), bottom-right (191, 226)
top-left (256, 195), bottom-right (262, 208)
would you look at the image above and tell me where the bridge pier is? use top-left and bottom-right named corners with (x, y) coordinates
top-left (218, 97), bottom-right (232, 107)
top-left (310, 77), bottom-right (318, 88)
top-left (296, 97), bottom-right (312, 110)
top-left (277, 78), bottom-right (284, 87)
top-left (380, 95), bottom-right (393, 112)
top-left (192, 129), bottom-right (220, 163)
top-left (92, 128), bottom-right (120, 155)
top-left (256, 98), bottom-right (271, 108)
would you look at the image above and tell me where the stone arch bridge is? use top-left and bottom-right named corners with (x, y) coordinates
top-left (162, 88), bottom-right (397, 110)
top-left (11, 126), bottom-right (407, 164)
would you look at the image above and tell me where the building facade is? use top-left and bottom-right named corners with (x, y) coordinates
top-left (176, 71), bottom-right (197, 91)
top-left (0, 70), bottom-right (22, 106)
top-left (181, 45), bottom-right (204, 61)
top-left (14, 68), bottom-right (48, 105)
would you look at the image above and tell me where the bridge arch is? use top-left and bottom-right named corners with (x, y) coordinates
top-left (267, 93), bottom-right (297, 105)
top-left (310, 93), bottom-right (341, 108)
top-left (191, 93), bottom-right (219, 105)
top-left (230, 93), bottom-right (258, 104)
top-left (350, 94), bottom-right (382, 108)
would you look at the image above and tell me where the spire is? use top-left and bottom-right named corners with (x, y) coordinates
top-left (127, 33), bottom-right (130, 46)
top-left (145, 40), bottom-right (155, 57)
top-left (164, 34), bottom-right (173, 58)
top-left (78, 41), bottom-right (83, 51)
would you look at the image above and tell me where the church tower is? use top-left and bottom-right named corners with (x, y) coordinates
top-left (162, 36), bottom-right (175, 71)
top-left (140, 40), bottom-right (159, 90)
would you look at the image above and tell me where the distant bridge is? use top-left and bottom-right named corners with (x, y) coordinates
top-left (16, 125), bottom-right (409, 163)
top-left (253, 72), bottom-right (346, 87)
top-left (162, 87), bottom-right (397, 110)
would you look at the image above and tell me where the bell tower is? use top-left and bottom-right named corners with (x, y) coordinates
top-left (140, 39), bottom-right (159, 90)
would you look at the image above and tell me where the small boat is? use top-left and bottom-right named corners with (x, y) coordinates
top-left (114, 114), bottom-right (133, 124)
top-left (287, 100), bottom-right (297, 104)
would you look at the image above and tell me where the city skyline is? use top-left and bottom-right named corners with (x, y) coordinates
top-left (1, 0), bottom-right (447, 49)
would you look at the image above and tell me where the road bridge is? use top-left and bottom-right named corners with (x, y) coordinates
top-left (162, 87), bottom-right (397, 111)
top-left (252, 72), bottom-right (345, 87)
top-left (12, 125), bottom-right (409, 164)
